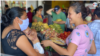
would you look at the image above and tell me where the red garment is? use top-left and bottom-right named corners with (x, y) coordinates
top-left (43, 18), bottom-right (48, 23)
top-left (27, 11), bottom-right (32, 23)
top-left (91, 9), bottom-right (95, 13)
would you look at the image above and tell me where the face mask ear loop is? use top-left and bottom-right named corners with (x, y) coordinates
top-left (19, 18), bottom-right (22, 21)
top-left (18, 18), bottom-right (23, 25)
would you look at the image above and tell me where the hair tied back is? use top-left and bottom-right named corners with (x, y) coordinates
top-left (2, 14), bottom-right (11, 26)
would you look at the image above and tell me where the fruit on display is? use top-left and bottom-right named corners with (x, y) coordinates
top-left (49, 25), bottom-right (55, 29)
top-left (42, 23), bottom-right (49, 29)
top-left (58, 31), bottom-right (71, 40)
top-left (56, 19), bottom-right (62, 22)
top-left (37, 22), bottom-right (43, 26)
top-left (31, 22), bottom-right (49, 31)
top-left (49, 23), bottom-right (63, 33)
top-left (53, 23), bottom-right (61, 29)
top-left (40, 23), bottom-right (63, 39)
top-left (41, 29), bottom-right (46, 34)
top-left (39, 24), bottom-right (71, 45)
top-left (41, 28), bottom-right (58, 39)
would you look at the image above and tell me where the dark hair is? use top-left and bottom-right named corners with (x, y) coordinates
top-left (86, 7), bottom-right (92, 16)
top-left (32, 6), bottom-right (43, 16)
top-left (28, 7), bottom-right (31, 11)
top-left (70, 2), bottom-right (87, 19)
top-left (37, 6), bottom-right (43, 9)
top-left (98, 3), bottom-right (100, 8)
top-left (2, 7), bottom-right (25, 26)
top-left (94, 7), bottom-right (100, 18)
top-left (5, 5), bottom-right (9, 8)
top-left (62, 9), bottom-right (66, 11)
top-left (34, 7), bottom-right (40, 14)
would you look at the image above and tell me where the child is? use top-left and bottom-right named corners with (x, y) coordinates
top-left (23, 27), bottom-right (44, 54)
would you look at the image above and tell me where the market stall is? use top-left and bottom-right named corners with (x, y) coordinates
top-left (31, 20), bottom-right (71, 56)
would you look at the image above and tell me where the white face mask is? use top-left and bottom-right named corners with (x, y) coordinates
top-left (19, 18), bottom-right (29, 31)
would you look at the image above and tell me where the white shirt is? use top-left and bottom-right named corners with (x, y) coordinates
top-left (87, 20), bottom-right (100, 56)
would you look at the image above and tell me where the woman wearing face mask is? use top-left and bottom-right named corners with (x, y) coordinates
top-left (41, 2), bottom-right (96, 56)
top-left (85, 7), bottom-right (92, 24)
top-left (1, 7), bottom-right (44, 56)
top-left (32, 7), bottom-right (43, 22)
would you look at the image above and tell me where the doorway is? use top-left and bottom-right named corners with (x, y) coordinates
top-left (44, 1), bottom-right (51, 15)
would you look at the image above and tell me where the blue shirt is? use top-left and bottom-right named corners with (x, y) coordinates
top-left (65, 18), bottom-right (75, 28)
top-left (65, 18), bottom-right (70, 28)
top-left (87, 20), bottom-right (100, 56)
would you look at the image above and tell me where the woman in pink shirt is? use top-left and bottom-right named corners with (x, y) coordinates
top-left (41, 2), bottom-right (96, 56)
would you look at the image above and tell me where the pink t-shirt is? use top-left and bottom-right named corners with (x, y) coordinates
top-left (66, 24), bottom-right (94, 56)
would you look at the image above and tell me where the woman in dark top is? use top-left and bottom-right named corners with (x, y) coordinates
top-left (1, 7), bottom-right (43, 56)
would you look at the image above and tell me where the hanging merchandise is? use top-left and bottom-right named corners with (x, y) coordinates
top-left (16, 1), bottom-right (18, 4)
top-left (13, 1), bottom-right (15, 4)
top-left (93, 2), bottom-right (98, 8)
top-left (30, 5), bottom-right (34, 13)
top-left (62, 5), bottom-right (65, 9)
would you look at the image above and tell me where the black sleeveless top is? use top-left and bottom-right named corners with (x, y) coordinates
top-left (1, 29), bottom-right (33, 56)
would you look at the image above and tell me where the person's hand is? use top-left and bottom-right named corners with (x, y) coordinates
top-left (52, 8), bottom-right (54, 11)
top-left (41, 40), bottom-right (52, 47)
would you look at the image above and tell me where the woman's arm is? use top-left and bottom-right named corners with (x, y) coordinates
top-left (88, 40), bottom-right (96, 54)
top-left (16, 35), bottom-right (44, 56)
top-left (53, 21), bottom-right (66, 24)
top-left (41, 40), bottom-right (77, 56)
top-left (41, 29), bottom-right (82, 56)
top-left (46, 8), bottom-right (54, 15)
top-left (51, 42), bottom-right (77, 56)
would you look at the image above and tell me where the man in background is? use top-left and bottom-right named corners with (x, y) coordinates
top-left (62, 8), bottom-right (69, 18)
top-left (27, 7), bottom-right (33, 27)
top-left (87, 7), bottom-right (100, 56)
top-left (5, 5), bottom-right (10, 14)
top-left (62, 9), bottom-right (66, 14)
top-left (46, 5), bottom-right (66, 31)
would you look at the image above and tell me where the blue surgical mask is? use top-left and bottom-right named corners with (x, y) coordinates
top-left (19, 18), bottom-right (29, 31)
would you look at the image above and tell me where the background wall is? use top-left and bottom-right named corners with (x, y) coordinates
top-left (26, 0), bottom-right (44, 15)
top-left (26, 1), bottom-right (37, 13)
top-left (52, 1), bottom-right (70, 8)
